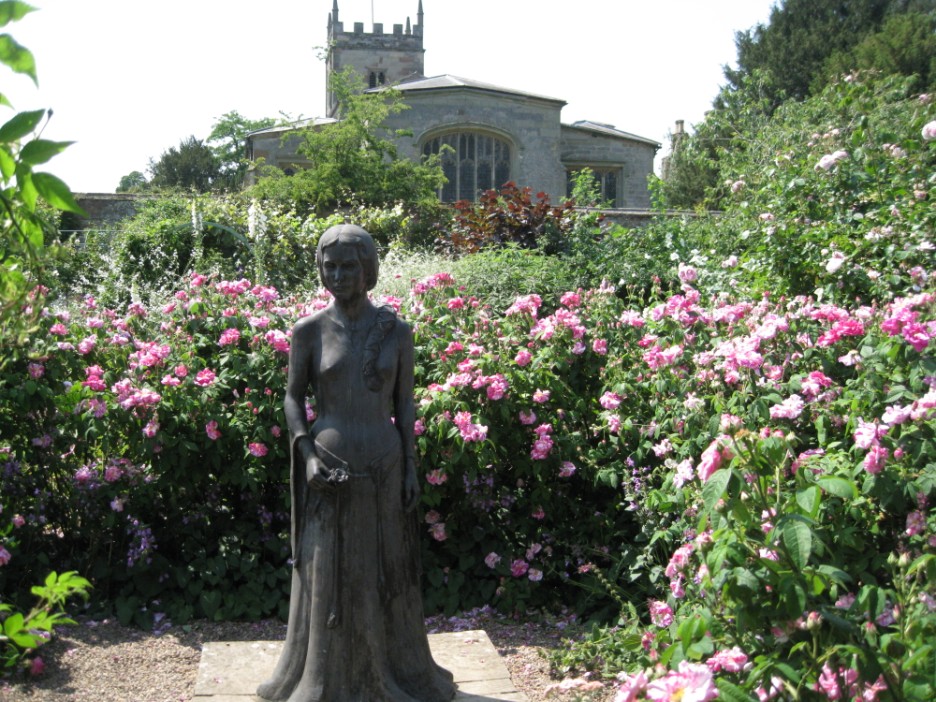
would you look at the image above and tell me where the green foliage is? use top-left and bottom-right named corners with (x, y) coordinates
top-left (207, 110), bottom-right (277, 190)
top-left (824, 11), bottom-right (936, 91)
top-left (0, 0), bottom-right (83, 351)
top-left (115, 170), bottom-right (146, 193)
top-left (726, 0), bottom-right (891, 108)
top-left (249, 69), bottom-right (445, 216)
top-left (0, 2), bottom-right (90, 677)
top-left (667, 0), bottom-right (936, 208)
top-left (148, 135), bottom-right (221, 193)
top-left (0, 571), bottom-right (90, 673)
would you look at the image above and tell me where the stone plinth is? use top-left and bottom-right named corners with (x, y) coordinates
top-left (194, 630), bottom-right (527, 701)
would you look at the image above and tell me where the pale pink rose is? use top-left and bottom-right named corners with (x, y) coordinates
top-left (218, 328), bottom-right (240, 346)
top-left (429, 522), bottom-right (447, 541)
top-left (426, 469), bottom-right (447, 485)
top-left (921, 120), bottom-right (936, 141)
top-left (863, 445), bottom-right (889, 474)
top-left (905, 511), bottom-right (925, 536)
top-left (770, 394), bottom-right (804, 420)
top-left (677, 263), bottom-right (697, 283)
top-left (645, 661), bottom-right (717, 702)
top-left (599, 391), bottom-right (623, 410)
top-left (825, 251), bottom-right (846, 273)
top-left (648, 599), bottom-right (674, 627)
top-left (194, 368), bottom-right (216, 387)
top-left (614, 670), bottom-right (648, 702)
top-left (706, 646), bottom-right (748, 673)
top-left (854, 418), bottom-right (887, 449)
top-left (205, 420), bottom-right (221, 440)
top-left (514, 349), bottom-right (533, 366)
top-left (510, 559), bottom-right (529, 577)
top-left (484, 552), bottom-right (501, 569)
top-left (248, 442), bottom-right (268, 457)
top-left (696, 437), bottom-right (727, 482)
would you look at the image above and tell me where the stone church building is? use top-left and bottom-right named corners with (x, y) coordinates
top-left (246, 1), bottom-right (660, 208)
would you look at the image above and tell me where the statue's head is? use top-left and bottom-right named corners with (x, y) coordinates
top-left (316, 224), bottom-right (379, 291)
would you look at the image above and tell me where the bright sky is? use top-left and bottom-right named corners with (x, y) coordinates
top-left (10, 0), bottom-right (778, 194)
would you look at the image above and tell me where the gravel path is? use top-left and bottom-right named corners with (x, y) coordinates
top-left (0, 610), bottom-right (616, 702)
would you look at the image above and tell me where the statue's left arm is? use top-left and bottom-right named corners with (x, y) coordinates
top-left (394, 320), bottom-right (420, 512)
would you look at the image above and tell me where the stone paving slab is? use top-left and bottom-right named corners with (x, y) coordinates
top-left (194, 630), bottom-right (527, 701)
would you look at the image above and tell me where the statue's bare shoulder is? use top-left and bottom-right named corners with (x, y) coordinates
top-left (291, 309), bottom-right (327, 344)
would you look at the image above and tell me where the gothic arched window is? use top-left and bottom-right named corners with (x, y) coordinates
top-left (421, 131), bottom-right (511, 202)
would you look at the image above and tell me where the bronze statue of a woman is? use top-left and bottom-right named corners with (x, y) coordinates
top-left (257, 225), bottom-right (456, 702)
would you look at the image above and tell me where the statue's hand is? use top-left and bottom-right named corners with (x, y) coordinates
top-left (306, 455), bottom-right (334, 493)
top-left (402, 461), bottom-right (420, 512)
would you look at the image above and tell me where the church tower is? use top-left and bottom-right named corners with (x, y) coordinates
top-left (326, 1), bottom-right (425, 118)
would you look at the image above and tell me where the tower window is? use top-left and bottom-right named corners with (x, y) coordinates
top-left (422, 131), bottom-right (511, 202)
top-left (368, 71), bottom-right (386, 88)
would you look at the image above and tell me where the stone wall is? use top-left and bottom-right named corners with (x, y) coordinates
top-left (68, 193), bottom-right (145, 231)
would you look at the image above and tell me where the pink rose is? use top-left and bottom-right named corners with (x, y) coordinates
top-left (194, 368), bottom-right (216, 387)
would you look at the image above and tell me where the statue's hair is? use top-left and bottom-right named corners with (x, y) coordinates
top-left (316, 224), bottom-right (393, 391)
top-left (316, 224), bottom-right (379, 291)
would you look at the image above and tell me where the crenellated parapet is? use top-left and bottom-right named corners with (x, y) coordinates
top-left (326, 1), bottom-right (425, 117)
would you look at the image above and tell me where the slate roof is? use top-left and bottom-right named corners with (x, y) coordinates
top-left (563, 120), bottom-right (661, 148)
top-left (375, 74), bottom-right (566, 106)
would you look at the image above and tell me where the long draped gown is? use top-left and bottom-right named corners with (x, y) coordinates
top-left (257, 307), bottom-right (456, 702)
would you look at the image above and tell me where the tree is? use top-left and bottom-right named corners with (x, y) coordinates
top-left (824, 10), bottom-right (936, 90)
top-left (207, 110), bottom-right (276, 190)
top-left (148, 136), bottom-right (221, 192)
top-left (116, 170), bottom-right (147, 193)
top-left (725, 0), bottom-right (891, 109)
top-left (249, 69), bottom-right (445, 216)
top-left (663, 0), bottom-right (936, 209)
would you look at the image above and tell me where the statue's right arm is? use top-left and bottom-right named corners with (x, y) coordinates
top-left (284, 318), bottom-right (315, 464)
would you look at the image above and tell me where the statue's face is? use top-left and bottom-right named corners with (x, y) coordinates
top-left (321, 242), bottom-right (366, 302)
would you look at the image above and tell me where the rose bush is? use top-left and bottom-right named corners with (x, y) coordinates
top-left (0, 69), bottom-right (932, 699)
